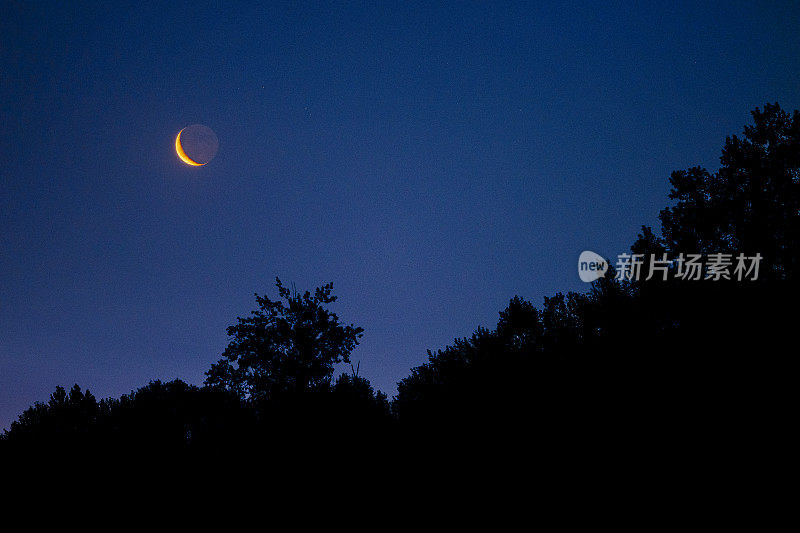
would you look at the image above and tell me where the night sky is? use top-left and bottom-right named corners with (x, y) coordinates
top-left (2, 1), bottom-right (798, 429)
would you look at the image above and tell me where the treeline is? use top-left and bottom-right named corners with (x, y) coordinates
top-left (3, 104), bottom-right (798, 474)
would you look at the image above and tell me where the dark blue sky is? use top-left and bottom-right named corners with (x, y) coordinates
top-left (1, 1), bottom-right (798, 428)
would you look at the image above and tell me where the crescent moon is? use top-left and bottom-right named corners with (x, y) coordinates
top-left (175, 129), bottom-right (205, 166)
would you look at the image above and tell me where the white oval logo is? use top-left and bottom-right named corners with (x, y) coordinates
top-left (578, 251), bottom-right (608, 282)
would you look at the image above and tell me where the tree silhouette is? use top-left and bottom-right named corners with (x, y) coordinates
top-left (2, 384), bottom-right (102, 446)
top-left (1, 380), bottom-right (247, 452)
top-left (205, 278), bottom-right (364, 401)
top-left (393, 105), bottom-right (799, 490)
top-left (2, 105), bottom-right (797, 529)
top-left (651, 103), bottom-right (799, 280)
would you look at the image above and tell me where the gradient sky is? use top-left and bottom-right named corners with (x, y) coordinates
top-left (1, 1), bottom-right (798, 429)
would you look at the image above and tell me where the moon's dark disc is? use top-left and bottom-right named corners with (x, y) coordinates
top-left (180, 124), bottom-right (219, 165)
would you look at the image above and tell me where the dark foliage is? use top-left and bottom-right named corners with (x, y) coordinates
top-left (2, 104), bottom-right (797, 525)
top-left (394, 104), bottom-right (798, 437)
top-left (2, 281), bottom-right (386, 456)
top-left (1, 380), bottom-right (249, 453)
top-left (205, 278), bottom-right (364, 400)
top-left (389, 104), bottom-right (797, 527)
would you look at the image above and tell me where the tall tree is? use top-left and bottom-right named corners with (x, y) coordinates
top-left (205, 278), bottom-right (363, 401)
top-left (655, 103), bottom-right (800, 280)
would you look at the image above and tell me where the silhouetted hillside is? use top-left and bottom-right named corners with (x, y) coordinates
top-left (2, 104), bottom-right (797, 527)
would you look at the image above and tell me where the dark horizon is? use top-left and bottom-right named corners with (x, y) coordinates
top-left (2, 1), bottom-right (799, 430)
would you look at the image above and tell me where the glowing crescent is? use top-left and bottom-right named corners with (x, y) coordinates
top-left (175, 129), bottom-right (204, 166)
